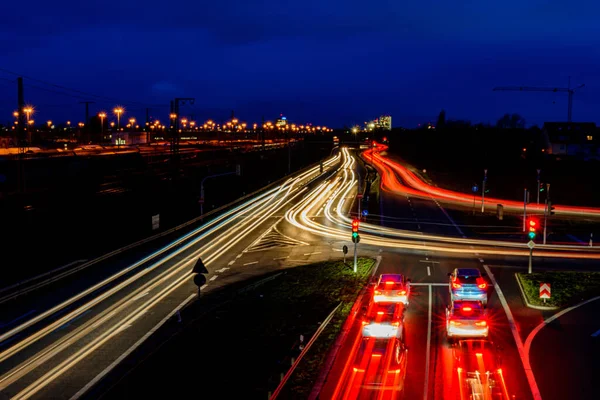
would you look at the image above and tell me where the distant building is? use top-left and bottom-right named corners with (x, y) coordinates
top-left (364, 115), bottom-right (392, 131)
top-left (275, 115), bottom-right (288, 128)
top-left (542, 122), bottom-right (598, 159)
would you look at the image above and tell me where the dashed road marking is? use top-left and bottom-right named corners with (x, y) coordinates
top-left (243, 261), bottom-right (259, 266)
top-left (304, 252), bottom-right (322, 256)
top-left (419, 260), bottom-right (440, 264)
top-left (228, 260), bottom-right (235, 266)
top-left (209, 275), bottom-right (218, 281)
top-left (236, 254), bottom-right (243, 259)
top-left (273, 256), bottom-right (289, 260)
top-left (479, 258), bottom-right (484, 263)
top-left (427, 266), bottom-right (431, 276)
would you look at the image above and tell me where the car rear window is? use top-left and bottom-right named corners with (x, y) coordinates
top-left (454, 304), bottom-right (483, 317)
top-left (378, 281), bottom-right (404, 290)
top-left (457, 275), bottom-right (479, 284)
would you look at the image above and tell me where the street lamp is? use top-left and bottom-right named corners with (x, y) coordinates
top-left (23, 106), bottom-right (33, 122)
top-left (170, 113), bottom-right (177, 129)
top-left (47, 120), bottom-right (52, 129)
top-left (129, 118), bottom-right (136, 131)
top-left (113, 107), bottom-right (124, 129)
top-left (98, 112), bottom-right (106, 134)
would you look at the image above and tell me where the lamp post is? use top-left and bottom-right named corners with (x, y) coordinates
top-left (113, 107), bottom-right (124, 130)
top-left (129, 118), bottom-right (136, 131)
top-left (98, 112), bottom-right (106, 134)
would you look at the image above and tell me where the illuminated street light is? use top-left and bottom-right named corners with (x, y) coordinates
top-left (98, 112), bottom-right (107, 134)
top-left (23, 106), bottom-right (34, 122)
top-left (129, 118), bottom-right (136, 131)
top-left (113, 107), bottom-right (124, 129)
top-left (78, 122), bottom-right (85, 128)
top-left (47, 120), bottom-right (52, 128)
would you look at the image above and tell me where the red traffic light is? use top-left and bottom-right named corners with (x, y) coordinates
top-left (529, 219), bottom-right (537, 229)
top-left (352, 218), bottom-right (360, 233)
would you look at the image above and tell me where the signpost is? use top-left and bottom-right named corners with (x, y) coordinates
top-left (539, 282), bottom-right (551, 303)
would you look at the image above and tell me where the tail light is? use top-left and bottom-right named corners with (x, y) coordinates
top-left (377, 311), bottom-right (384, 315)
top-left (399, 290), bottom-right (407, 295)
top-left (462, 306), bottom-right (472, 312)
top-left (476, 277), bottom-right (487, 289)
top-left (452, 278), bottom-right (461, 289)
top-left (475, 321), bottom-right (487, 327)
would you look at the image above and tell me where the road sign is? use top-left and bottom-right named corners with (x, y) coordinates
top-left (357, 194), bottom-right (364, 199)
top-left (152, 214), bottom-right (160, 230)
top-left (527, 240), bottom-right (535, 249)
top-left (539, 283), bottom-right (551, 299)
top-left (362, 209), bottom-right (369, 216)
top-left (472, 185), bottom-right (478, 193)
top-left (342, 245), bottom-right (348, 254)
top-left (192, 257), bottom-right (208, 274)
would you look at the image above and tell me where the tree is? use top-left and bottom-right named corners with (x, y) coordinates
top-left (436, 109), bottom-right (446, 130)
top-left (496, 113), bottom-right (526, 129)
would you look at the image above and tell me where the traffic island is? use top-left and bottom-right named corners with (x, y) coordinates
top-left (95, 257), bottom-right (375, 400)
top-left (516, 271), bottom-right (600, 310)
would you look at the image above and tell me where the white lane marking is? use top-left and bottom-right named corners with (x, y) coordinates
top-left (483, 265), bottom-right (542, 400)
top-left (525, 295), bottom-right (600, 351)
top-left (200, 284), bottom-right (208, 290)
top-left (479, 258), bottom-right (485, 263)
top-left (423, 285), bottom-right (432, 400)
top-left (209, 276), bottom-right (218, 281)
top-left (273, 256), bottom-right (289, 260)
top-left (419, 260), bottom-right (440, 264)
top-left (417, 224), bottom-right (421, 230)
top-left (70, 293), bottom-right (197, 399)
top-left (427, 266), bottom-right (431, 276)
top-left (215, 267), bottom-right (230, 273)
top-left (243, 261), bottom-right (258, 266)
top-left (228, 261), bottom-right (235, 266)
top-left (410, 283), bottom-right (448, 286)
top-left (304, 252), bottom-right (322, 256)
top-left (131, 292), bottom-right (149, 302)
top-left (592, 328), bottom-right (600, 337)
top-left (236, 254), bottom-right (243, 259)
top-left (332, 248), bottom-right (344, 252)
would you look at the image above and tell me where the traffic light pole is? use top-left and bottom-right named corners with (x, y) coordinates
top-left (353, 240), bottom-right (358, 273)
top-left (523, 188), bottom-right (527, 232)
top-left (528, 247), bottom-right (533, 274)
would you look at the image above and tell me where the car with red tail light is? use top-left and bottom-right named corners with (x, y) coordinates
top-left (446, 300), bottom-right (489, 341)
top-left (448, 268), bottom-right (488, 306)
top-left (372, 273), bottom-right (411, 305)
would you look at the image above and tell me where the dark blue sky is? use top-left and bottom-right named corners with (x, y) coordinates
top-left (1, 0), bottom-right (599, 128)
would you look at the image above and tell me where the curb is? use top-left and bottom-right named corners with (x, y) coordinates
top-left (308, 255), bottom-right (382, 400)
top-left (514, 273), bottom-right (559, 310)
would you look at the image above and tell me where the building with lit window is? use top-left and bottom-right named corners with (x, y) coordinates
top-left (364, 115), bottom-right (392, 131)
top-left (275, 115), bottom-right (288, 128)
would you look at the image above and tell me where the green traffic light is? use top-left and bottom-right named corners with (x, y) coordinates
top-left (352, 232), bottom-right (358, 239)
top-left (528, 232), bottom-right (536, 240)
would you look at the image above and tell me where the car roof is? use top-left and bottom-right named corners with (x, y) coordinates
top-left (359, 337), bottom-right (402, 354)
top-left (456, 268), bottom-right (481, 277)
top-left (366, 303), bottom-right (402, 319)
top-left (379, 273), bottom-right (403, 282)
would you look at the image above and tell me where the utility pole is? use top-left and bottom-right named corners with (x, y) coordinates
top-left (523, 188), bottom-right (527, 232)
top-left (170, 97), bottom-right (195, 163)
top-left (543, 184), bottom-right (550, 244)
top-left (481, 169), bottom-right (488, 213)
top-left (79, 101), bottom-right (95, 143)
top-left (17, 77), bottom-right (26, 193)
top-left (536, 169), bottom-right (541, 204)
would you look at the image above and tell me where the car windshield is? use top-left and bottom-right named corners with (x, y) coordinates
top-left (457, 275), bottom-right (479, 284)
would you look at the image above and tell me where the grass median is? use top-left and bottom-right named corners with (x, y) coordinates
top-left (99, 257), bottom-right (375, 400)
top-left (517, 271), bottom-right (600, 308)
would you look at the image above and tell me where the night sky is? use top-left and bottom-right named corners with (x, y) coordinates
top-left (1, 0), bottom-right (599, 128)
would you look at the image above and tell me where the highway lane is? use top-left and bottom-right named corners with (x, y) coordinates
top-left (528, 299), bottom-right (600, 400)
top-left (0, 152), bottom-right (343, 399)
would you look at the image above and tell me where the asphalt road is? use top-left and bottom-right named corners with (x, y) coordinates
top-left (1, 146), bottom-right (599, 399)
top-left (0, 150), bottom-right (343, 399)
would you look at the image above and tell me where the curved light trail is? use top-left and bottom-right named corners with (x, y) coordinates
top-left (364, 144), bottom-right (600, 218)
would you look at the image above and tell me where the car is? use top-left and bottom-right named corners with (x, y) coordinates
top-left (446, 300), bottom-right (489, 341)
top-left (351, 336), bottom-right (408, 395)
top-left (448, 268), bottom-right (488, 306)
top-left (372, 273), bottom-right (410, 305)
top-left (361, 303), bottom-right (404, 338)
top-left (452, 340), bottom-right (510, 400)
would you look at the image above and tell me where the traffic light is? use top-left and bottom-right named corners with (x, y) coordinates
top-left (548, 201), bottom-right (555, 216)
top-left (539, 182), bottom-right (545, 192)
top-left (527, 219), bottom-right (538, 240)
top-left (352, 218), bottom-right (359, 241)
